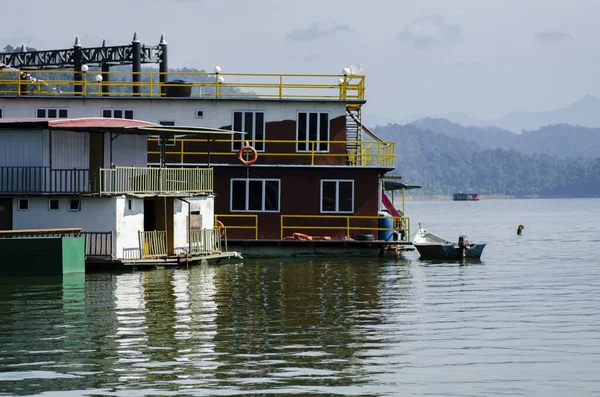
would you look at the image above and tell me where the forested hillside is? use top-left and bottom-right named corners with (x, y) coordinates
top-left (374, 123), bottom-right (600, 198)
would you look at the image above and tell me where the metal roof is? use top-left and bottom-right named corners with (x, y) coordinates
top-left (383, 180), bottom-right (422, 191)
top-left (0, 117), bottom-right (240, 135)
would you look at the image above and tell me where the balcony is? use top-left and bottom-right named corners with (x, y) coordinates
top-left (100, 166), bottom-right (213, 195)
top-left (148, 138), bottom-right (396, 167)
top-left (0, 166), bottom-right (213, 196)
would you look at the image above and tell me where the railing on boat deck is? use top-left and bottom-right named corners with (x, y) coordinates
top-left (82, 231), bottom-right (114, 258)
top-left (214, 214), bottom-right (259, 240)
top-left (139, 229), bottom-right (223, 259)
top-left (0, 69), bottom-right (365, 101)
top-left (148, 139), bottom-right (395, 168)
top-left (0, 166), bottom-right (90, 194)
top-left (100, 166), bottom-right (213, 195)
top-left (189, 229), bottom-right (222, 254)
top-left (138, 231), bottom-right (167, 258)
top-left (280, 215), bottom-right (411, 242)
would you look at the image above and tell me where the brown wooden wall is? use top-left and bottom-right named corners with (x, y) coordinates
top-left (148, 116), bottom-right (348, 166)
top-left (213, 166), bottom-right (381, 240)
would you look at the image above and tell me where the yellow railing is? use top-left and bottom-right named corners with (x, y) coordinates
top-left (0, 69), bottom-right (365, 100)
top-left (214, 214), bottom-right (259, 240)
top-left (280, 215), bottom-right (411, 242)
top-left (99, 166), bottom-right (212, 195)
top-left (148, 139), bottom-right (395, 167)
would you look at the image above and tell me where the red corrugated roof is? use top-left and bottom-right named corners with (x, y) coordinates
top-left (0, 117), bottom-right (158, 128)
top-left (47, 118), bottom-right (159, 128)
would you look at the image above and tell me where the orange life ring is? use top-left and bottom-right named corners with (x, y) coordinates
top-left (216, 220), bottom-right (225, 237)
top-left (238, 145), bottom-right (258, 165)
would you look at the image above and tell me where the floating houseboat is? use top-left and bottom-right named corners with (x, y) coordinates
top-left (453, 192), bottom-right (479, 201)
top-left (0, 35), bottom-right (412, 259)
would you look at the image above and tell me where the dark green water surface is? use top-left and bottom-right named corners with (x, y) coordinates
top-left (1, 198), bottom-right (599, 396)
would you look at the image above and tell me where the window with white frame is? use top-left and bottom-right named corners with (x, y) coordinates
top-left (321, 179), bottom-right (354, 213)
top-left (17, 198), bottom-right (29, 211)
top-left (297, 111), bottom-right (329, 152)
top-left (102, 109), bottom-right (134, 119)
top-left (231, 178), bottom-right (280, 212)
top-left (232, 111), bottom-right (265, 152)
top-left (68, 198), bottom-right (81, 211)
top-left (37, 108), bottom-right (68, 118)
top-left (195, 109), bottom-right (204, 118)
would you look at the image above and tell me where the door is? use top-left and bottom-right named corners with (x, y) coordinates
top-left (0, 199), bottom-right (13, 230)
top-left (89, 132), bottom-right (104, 192)
top-left (143, 198), bottom-right (174, 256)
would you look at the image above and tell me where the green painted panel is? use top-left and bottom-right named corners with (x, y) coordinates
top-left (61, 237), bottom-right (85, 274)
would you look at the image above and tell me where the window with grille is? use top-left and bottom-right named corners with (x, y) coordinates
top-left (102, 109), bottom-right (134, 119)
top-left (297, 111), bottom-right (329, 152)
top-left (232, 111), bottom-right (265, 151)
top-left (231, 178), bottom-right (280, 212)
top-left (321, 179), bottom-right (354, 213)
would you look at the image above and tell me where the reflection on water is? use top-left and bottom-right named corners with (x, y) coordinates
top-left (0, 199), bottom-right (599, 395)
top-left (0, 259), bottom-right (410, 395)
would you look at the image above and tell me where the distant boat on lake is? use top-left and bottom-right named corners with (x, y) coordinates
top-left (453, 192), bottom-right (479, 201)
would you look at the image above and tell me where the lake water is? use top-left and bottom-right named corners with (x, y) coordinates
top-left (1, 198), bottom-right (599, 396)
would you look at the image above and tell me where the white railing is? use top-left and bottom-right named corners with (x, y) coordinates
top-left (100, 166), bottom-right (213, 195)
top-left (138, 230), bottom-right (167, 259)
top-left (190, 229), bottom-right (222, 254)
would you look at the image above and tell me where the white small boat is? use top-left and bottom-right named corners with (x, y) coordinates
top-left (412, 225), bottom-right (485, 260)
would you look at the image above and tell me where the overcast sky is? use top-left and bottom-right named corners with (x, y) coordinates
top-left (2, 0), bottom-right (599, 121)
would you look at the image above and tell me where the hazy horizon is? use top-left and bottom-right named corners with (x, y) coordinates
top-left (2, 0), bottom-right (599, 122)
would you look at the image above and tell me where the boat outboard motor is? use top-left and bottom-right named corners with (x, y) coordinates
top-left (458, 235), bottom-right (469, 258)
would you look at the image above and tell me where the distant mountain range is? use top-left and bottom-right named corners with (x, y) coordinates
top-left (364, 95), bottom-right (600, 133)
top-left (397, 118), bottom-right (600, 159)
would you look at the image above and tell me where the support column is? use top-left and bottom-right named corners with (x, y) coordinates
top-left (73, 37), bottom-right (83, 96)
top-left (19, 45), bottom-right (28, 96)
top-left (101, 63), bottom-right (110, 96)
top-left (159, 34), bottom-right (168, 96)
top-left (101, 39), bottom-right (110, 96)
top-left (132, 33), bottom-right (141, 96)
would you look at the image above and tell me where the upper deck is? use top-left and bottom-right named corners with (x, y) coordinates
top-left (0, 69), bottom-right (365, 103)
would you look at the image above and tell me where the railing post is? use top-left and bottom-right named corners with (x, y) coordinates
top-left (138, 230), bottom-right (144, 259)
top-left (279, 75), bottom-right (283, 99)
top-left (311, 142), bottom-right (315, 165)
top-left (347, 217), bottom-right (350, 238)
top-left (159, 167), bottom-right (163, 194)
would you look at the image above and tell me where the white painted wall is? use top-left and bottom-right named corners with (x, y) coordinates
top-left (173, 199), bottom-right (189, 254)
top-left (115, 197), bottom-right (144, 260)
top-left (0, 98), bottom-right (346, 131)
top-left (188, 195), bottom-right (215, 229)
top-left (173, 195), bottom-right (215, 254)
top-left (12, 196), bottom-right (116, 232)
